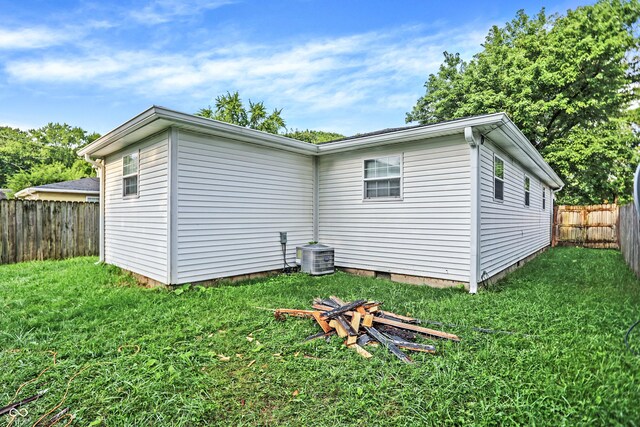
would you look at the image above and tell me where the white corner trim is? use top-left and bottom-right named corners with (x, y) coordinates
top-left (168, 127), bottom-right (179, 285)
top-left (467, 127), bottom-right (481, 294)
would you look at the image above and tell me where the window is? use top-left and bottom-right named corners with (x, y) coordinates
top-left (363, 155), bottom-right (401, 199)
top-left (524, 176), bottom-right (531, 207)
top-left (494, 155), bottom-right (504, 201)
top-left (86, 196), bottom-right (99, 203)
top-left (542, 187), bottom-right (546, 210)
top-left (122, 152), bottom-right (139, 197)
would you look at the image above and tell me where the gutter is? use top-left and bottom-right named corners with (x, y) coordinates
top-left (79, 106), bottom-right (318, 157)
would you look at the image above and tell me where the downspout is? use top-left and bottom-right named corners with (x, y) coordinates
top-left (85, 153), bottom-right (105, 263)
top-left (313, 156), bottom-right (319, 242)
top-left (464, 127), bottom-right (481, 294)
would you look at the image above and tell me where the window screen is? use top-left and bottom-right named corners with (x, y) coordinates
top-left (494, 156), bottom-right (504, 201)
top-left (123, 153), bottom-right (139, 197)
top-left (364, 156), bottom-right (401, 199)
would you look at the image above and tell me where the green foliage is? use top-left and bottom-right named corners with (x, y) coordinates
top-left (0, 127), bottom-right (42, 187)
top-left (407, 0), bottom-right (640, 204)
top-left (30, 123), bottom-right (100, 167)
top-left (0, 249), bottom-right (639, 425)
top-left (197, 91), bottom-right (287, 134)
top-left (6, 160), bottom-right (94, 194)
top-left (284, 129), bottom-right (345, 144)
top-left (0, 122), bottom-right (99, 190)
top-left (543, 118), bottom-right (640, 203)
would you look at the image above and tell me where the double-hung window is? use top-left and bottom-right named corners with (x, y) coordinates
top-left (542, 187), bottom-right (546, 210)
top-left (524, 176), bottom-right (531, 207)
top-left (363, 155), bottom-right (402, 199)
top-left (122, 152), bottom-right (139, 197)
top-left (494, 155), bottom-right (504, 201)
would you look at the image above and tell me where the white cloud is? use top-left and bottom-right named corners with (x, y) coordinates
top-left (3, 23), bottom-right (490, 133)
top-left (0, 27), bottom-right (73, 50)
top-left (130, 0), bottom-right (236, 24)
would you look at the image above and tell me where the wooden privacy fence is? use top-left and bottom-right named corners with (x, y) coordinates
top-left (552, 204), bottom-right (619, 249)
top-left (619, 204), bottom-right (640, 277)
top-left (0, 199), bottom-right (99, 265)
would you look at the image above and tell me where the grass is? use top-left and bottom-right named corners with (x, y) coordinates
top-left (0, 247), bottom-right (639, 426)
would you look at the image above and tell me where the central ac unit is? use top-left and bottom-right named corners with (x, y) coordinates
top-left (296, 243), bottom-right (334, 275)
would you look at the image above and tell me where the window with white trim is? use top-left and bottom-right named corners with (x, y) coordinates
top-left (494, 155), bottom-right (504, 201)
top-left (524, 176), bottom-right (531, 207)
top-left (542, 187), bottom-right (546, 210)
top-left (363, 155), bottom-right (401, 199)
top-left (86, 196), bottom-right (99, 203)
top-left (122, 152), bottom-right (139, 197)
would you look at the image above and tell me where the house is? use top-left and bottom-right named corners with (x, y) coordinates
top-left (14, 177), bottom-right (100, 202)
top-left (78, 106), bottom-right (563, 293)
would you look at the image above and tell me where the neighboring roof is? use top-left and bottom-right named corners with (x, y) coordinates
top-left (79, 106), bottom-right (563, 189)
top-left (14, 177), bottom-right (100, 198)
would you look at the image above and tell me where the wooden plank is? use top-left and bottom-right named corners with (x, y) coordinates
top-left (364, 326), bottom-right (412, 364)
top-left (320, 300), bottom-right (367, 320)
top-left (350, 311), bottom-right (361, 334)
top-left (0, 201), bottom-right (5, 264)
top-left (378, 310), bottom-right (420, 324)
top-left (372, 316), bottom-right (460, 341)
top-left (311, 311), bottom-right (332, 334)
top-left (15, 200), bottom-right (23, 263)
top-left (29, 201), bottom-right (37, 261)
top-left (363, 314), bottom-right (374, 327)
top-left (351, 344), bottom-right (372, 359)
top-left (335, 315), bottom-right (357, 336)
top-left (329, 319), bottom-right (347, 338)
top-left (313, 303), bottom-right (459, 341)
top-left (274, 309), bottom-right (317, 319)
top-left (391, 340), bottom-right (436, 354)
top-left (77, 202), bottom-right (85, 256)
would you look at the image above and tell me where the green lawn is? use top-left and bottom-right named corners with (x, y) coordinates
top-left (1, 248), bottom-right (639, 426)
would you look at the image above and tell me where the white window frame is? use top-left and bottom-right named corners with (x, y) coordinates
top-left (542, 187), bottom-right (546, 210)
top-left (122, 151), bottom-right (140, 198)
top-left (524, 174), bottom-right (531, 207)
top-left (362, 154), bottom-right (403, 201)
top-left (85, 196), bottom-right (99, 203)
top-left (493, 154), bottom-right (505, 202)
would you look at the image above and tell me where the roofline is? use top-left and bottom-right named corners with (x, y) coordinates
top-left (79, 107), bottom-right (563, 189)
top-left (78, 106), bottom-right (318, 157)
top-left (317, 113), bottom-right (563, 189)
top-left (14, 188), bottom-right (100, 197)
top-left (497, 115), bottom-right (564, 189)
top-left (317, 113), bottom-right (507, 153)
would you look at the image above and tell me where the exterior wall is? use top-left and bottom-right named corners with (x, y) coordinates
top-left (18, 192), bottom-right (97, 202)
top-left (104, 132), bottom-right (169, 283)
top-left (175, 129), bottom-right (314, 284)
top-left (318, 135), bottom-right (472, 283)
top-left (479, 139), bottom-right (551, 278)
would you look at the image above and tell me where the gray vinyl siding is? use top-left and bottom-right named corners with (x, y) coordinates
top-left (479, 140), bottom-right (551, 278)
top-left (104, 132), bottom-right (169, 283)
top-left (175, 130), bottom-right (314, 283)
top-left (318, 135), bottom-right (471, 282)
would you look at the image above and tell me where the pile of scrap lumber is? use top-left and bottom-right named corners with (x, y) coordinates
top-left (274, 296), bottom-right (460, 363)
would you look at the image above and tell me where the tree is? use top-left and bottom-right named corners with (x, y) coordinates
top-left (0, 123), bottom-right (99, 192)
top-left (0, 127), bottom-right (42, 187)
top-left (6, 161), bottom-right (92, 195)
top-left (284, 129), bottom-right (345, 144)
top-left (30, 123), bottom-right (100, 168)
top-left (197, 91), bottom-right (286, 134)
top-left (407, 0), bottom-right (640, 203)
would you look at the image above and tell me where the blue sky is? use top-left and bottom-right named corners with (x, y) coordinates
top-left (0, 0), bottom-right (590, 136)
